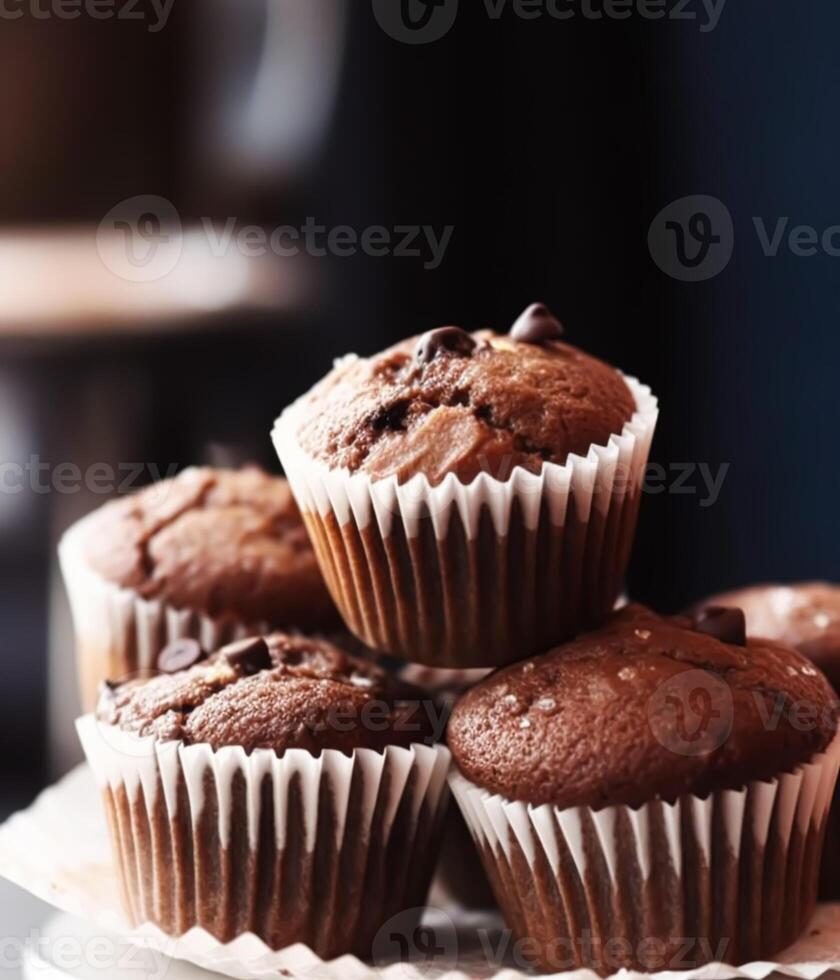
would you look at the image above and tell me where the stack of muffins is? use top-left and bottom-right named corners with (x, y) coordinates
top-left (62, 304), bottom-right (840, 975)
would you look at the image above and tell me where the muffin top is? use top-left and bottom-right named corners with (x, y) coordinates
top-left (97, 632), bottom-right (436, 754)
top-left (285, 305), bottom-right (636, 485)
top-left (697, 583), bottom-right (840, 691)
top-left (76, 466), bottom-right (337, 629)
top-left (448, 604), bottom-right (837, 809)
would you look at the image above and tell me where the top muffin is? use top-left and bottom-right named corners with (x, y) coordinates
top-left (78, 466), bottom-right (337, 629)
top-left (448, 604), bottom-right (837, 810)
top-left (288, 311), bottom-right (636, 485)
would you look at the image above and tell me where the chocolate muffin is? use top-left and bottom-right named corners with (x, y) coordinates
top-left (448, 605), bottom-right (840, 974)
top-left (273, 304), bottom-right (659, 667)
top-left (696, 582), bottom-right (840, 900)
top-left (60, 466), bottom-right (338, 709)
top-left (697, 582), bottom-right (840, 692)
top-left (78, 632), bottom-right (451, 960)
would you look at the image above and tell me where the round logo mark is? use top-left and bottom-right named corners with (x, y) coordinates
top-left (647, 668), bottom-right (734, 758)
top-left (371, 907), bottom-right (457, 973)
top-left (372, 0), bottom-right (458, 44)
top-left (648, 194), bottom-right (734, 282)
top-left (97, 194), bottom-right (182, 283)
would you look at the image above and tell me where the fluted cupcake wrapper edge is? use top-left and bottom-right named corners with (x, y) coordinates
top-left (448, 731), bottom-right (840, 975)
top-left (76, 715), bottom-right (451, 961)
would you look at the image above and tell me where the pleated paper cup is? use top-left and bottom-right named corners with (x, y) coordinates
top-left (273, 375), bottom-right (658, 668)
top-left (76, 716), bottom-right (451, 961)
top-left (448, 733), bottom-right (840, 976)
top-left (60, 513), bottom-right (268, 712)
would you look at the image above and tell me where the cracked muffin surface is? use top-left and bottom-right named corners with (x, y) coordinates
top-left (291, 329), bottom-right (636, 485)
top-left (97, 632), bottom-right (436, 754)
top-left (448, 604), bottom-right (838, 809)
top-left (79, 466), bottom-right (337, 628)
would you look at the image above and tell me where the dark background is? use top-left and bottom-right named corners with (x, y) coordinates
top-left (1, 0), bottom-right (838, 806)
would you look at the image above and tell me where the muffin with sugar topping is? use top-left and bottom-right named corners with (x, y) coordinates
top-left (448, 604), bottom-right (840, 974)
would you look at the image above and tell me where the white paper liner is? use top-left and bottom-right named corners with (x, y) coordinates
top-left (59, 513), bottom-right (270, 711)
top-left (75, 716), bottom-right (451, 961)
top-left (272, 374), bottom-right (658, 667)
top-left (4, 766), bottom-right (840, 980)
top-left (448, 731), bottom-right (840, 975)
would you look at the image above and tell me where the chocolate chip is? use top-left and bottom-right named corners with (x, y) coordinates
top-left (157, 638), bottom-right (206, 674)
top-left (414, 326), bottom-right (477, 366)
top-left (223, 637), bottom-right (273, 675)
top-left (371, 399), bottom-right (410, 432)
top-left (510, 303), bottom-right (564, 345)
top-left (693, 607), bottom-right (747, 647)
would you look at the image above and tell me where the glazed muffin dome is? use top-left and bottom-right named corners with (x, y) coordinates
top-left (697, 582), bottom-right (840, 692)
top-left (97, 632), bottom-right (437, 755)
top-left (448, 604), bottom-right (837, 810)
top-left (291, 328), bottom-right (636, 485)
top-left (79, 466), bottom-right (337, 629)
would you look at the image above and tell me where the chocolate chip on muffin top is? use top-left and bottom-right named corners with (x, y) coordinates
top-left (696, 583), bottom-right (840, 692)
top-left (97, 632), bottom-right (436, 755)
top-left (79, 466), bottom-right (337, 629)
top-left (448, 604), bottom-right (837, 810)
top-left (290, 306), bottom-right (636, 485)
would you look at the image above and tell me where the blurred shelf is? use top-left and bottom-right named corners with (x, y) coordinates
top-left (0, 226), bottom-right (314, 345)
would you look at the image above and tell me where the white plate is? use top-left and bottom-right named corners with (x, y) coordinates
top-left (23, 911), bottom-right (215, 980)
